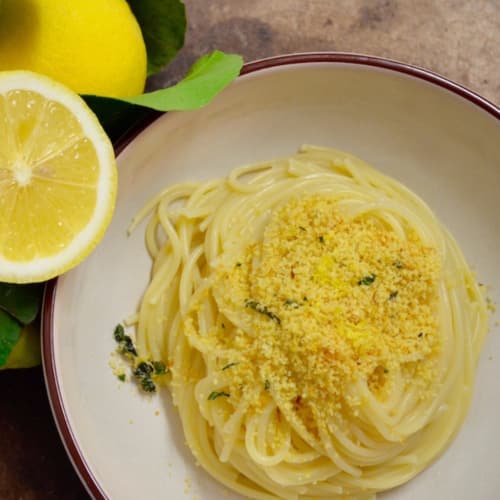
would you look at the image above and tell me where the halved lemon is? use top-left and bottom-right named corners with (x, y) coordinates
top-left (0, 71), bottom-right (117, 283)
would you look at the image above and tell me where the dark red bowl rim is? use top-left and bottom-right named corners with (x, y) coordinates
top-left (41, 52), bottom-right (500, 500)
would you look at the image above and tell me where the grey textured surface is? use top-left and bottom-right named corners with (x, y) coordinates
top-left (149, 0), bottom-right (500, 105)
top-left (1, 2), bottom-right (498, 499)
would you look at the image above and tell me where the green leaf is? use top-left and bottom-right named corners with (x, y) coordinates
top-left (0, 309), bottom-right (22, 367)
top-left (127, 0), bottom-right (186, 76)
top-left (1, 323), bottom-right (41, 369)
top-left (126, 51), bottom-right (243, 111)
top-left (82, 96), bottom-right (158, 144)
top-left (0, 282), bottom-right (44, 324)
top-left (83, 51), bottom-right (243, 143)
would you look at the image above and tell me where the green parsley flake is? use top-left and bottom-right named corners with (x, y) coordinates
top-left (358, 274), bottom-right (376, 286)
top-left (208, 391), bottom-right (230, 400)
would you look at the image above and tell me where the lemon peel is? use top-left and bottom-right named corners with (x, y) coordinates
top-left (0, 0), bottom-right (147, 97)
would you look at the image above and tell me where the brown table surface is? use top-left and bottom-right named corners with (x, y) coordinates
top-left (1, 1), bottom-right (499, 499)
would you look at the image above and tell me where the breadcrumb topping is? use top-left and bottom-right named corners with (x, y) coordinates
top-left (195, 195), bottom-right (442, 437)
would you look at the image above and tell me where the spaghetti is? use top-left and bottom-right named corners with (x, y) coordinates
top-left (128, 146), bottom-right (489, 499)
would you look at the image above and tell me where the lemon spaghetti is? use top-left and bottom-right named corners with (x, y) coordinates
top-left (128, 146), bottom-right (488, 499)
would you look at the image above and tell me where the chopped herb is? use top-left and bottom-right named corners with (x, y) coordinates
top-left (222, 362), bottom-right (239, 371)
top-left (221, 323), bottom-right (225, 329)
top-left (299, 226), bottom-right (306, 231)
top-left (140, 377), bottom-right (156, 393)
top-left (121, 337), bottom-right (137, 356)
top-left (235, 262), bottom-right (242, 267)
top-left (244, 299), bottom-right (281, 325)
top-left (284, 299), bottom-right (301, 308)
top-left (245, 299), bottom-right (258, 309)
top-left (303, 296), bottom-right (308, 301)
top-left (418, 332), bottom-right (424, 338)
top-left (113, 324), bottom-right (138, 357)
top-left (114, 326), bottom-right (167, 392)
top-left (394, 260), bottom-right (404, 269)
top-left (358, 274), bottom-right (376, 286)
top-left (264, 379), bottom-right (271, 390)
top-left (389, 291), bottom-right (399, 300)
top-left (133, 361), bottom-right (157, 393)
top-left (208, 391), bottom-right (230, 401)
top-left (384, 368), bottom-right (389, 374)
top-left (134, 361), bottom-right (153, 378)
top-left (318, 235), bottom-right (325, 244)
top-left (113, 324), bottom-right (125, 342)
top-left (153, 360), bottom-right (167, 375)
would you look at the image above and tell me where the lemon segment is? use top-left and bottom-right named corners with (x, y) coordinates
top-left (0, 71), bottom-right (117, 283)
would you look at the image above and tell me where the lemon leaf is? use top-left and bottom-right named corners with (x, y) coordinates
top-left (0, 309), bottom-right (22, 367)
top-left (126, 51), bottom-right (243, 110)
top-left (127, 0), bottom-right (186, 76)
top-left (83, 50), bottom-right (243, 142)
top-left (1, 323), bottom-right (41, 370)
top-left (0, 283), bottom-right (44, 325)
top-left (0, 282), bottom-right (42, 369)
top-left (81, 96), bottom-right (157, 143)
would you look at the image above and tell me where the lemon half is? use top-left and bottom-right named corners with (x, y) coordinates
top-left (0, 71), bottom-right (117, 283)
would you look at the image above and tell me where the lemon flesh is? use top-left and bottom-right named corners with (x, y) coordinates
top-left (0, 71), bottom-right (117, 283)
top-left (0, 0), bottom-right (147, 97)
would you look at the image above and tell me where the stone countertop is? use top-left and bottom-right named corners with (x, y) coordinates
top-left (150, 0), bottom-right (500, 104)
top-left (1, 1), bottom-right (498, 499)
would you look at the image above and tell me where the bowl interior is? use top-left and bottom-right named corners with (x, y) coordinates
top-left (46, 59), bottom-right (500, 500)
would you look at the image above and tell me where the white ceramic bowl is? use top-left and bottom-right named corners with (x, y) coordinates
top-left (43, 53), bottom-right (500, 500)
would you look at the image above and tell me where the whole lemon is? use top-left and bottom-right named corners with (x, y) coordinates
top-left (0, 0), bottom-right (147, 97)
